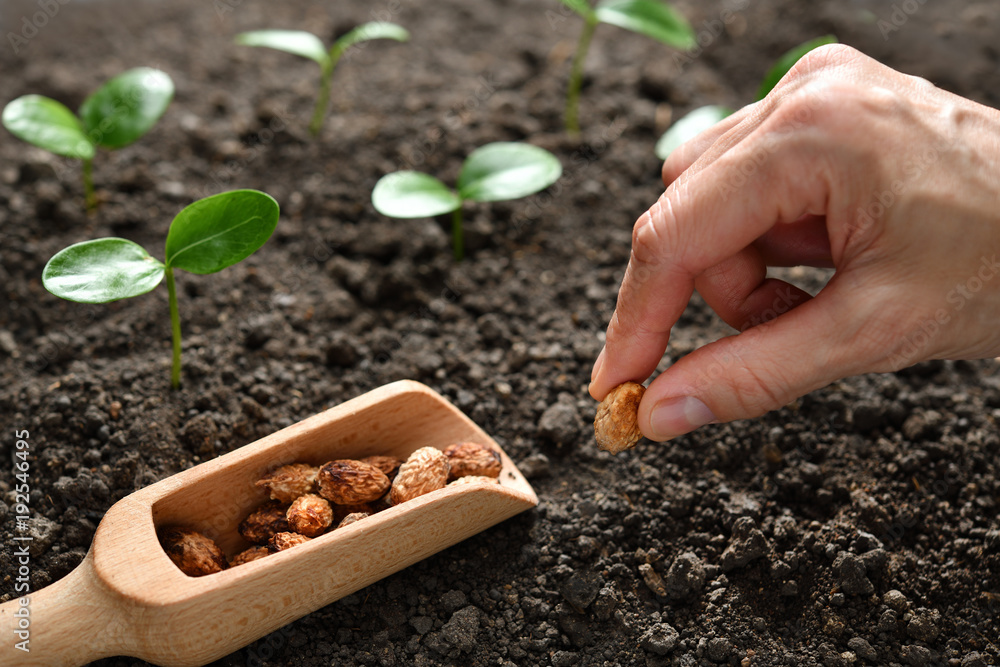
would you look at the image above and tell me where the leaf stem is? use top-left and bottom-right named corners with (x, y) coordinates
top-left (165, 267), bottom-right (182, 389)
top-left (565, 16), bottom-right (597, 136)
top-left (82, 158), bottom-right (96, 212)
top-left (310, 51), bottom-right (341, 137)
top-left (452, 206), bottom-right (464, 262)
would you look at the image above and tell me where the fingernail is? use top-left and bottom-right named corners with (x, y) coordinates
top-left (649, 396), bottom-right (716, 441)
top-left (591, 346), bottom-right (606, 383)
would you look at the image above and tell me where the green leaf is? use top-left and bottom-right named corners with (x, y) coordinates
top-left (2, 95), bottom-right (94, 159)
top-left (43, 238), bottom-right (164, 303)
top-left (165, 190), bottom-right (280, 275)
top-left (78, 67), bottom-right (174, 149)
top-left (655, 105), bottom-right (732, 160)
top-left (235, 30), bottom-right (330, 66)
top-left (595, 0), bottom-right (696, 49)
top-left (559, 0), bottom-right (597, 21)
top-left (333, 22), bottom-right (410, 54)
top-left (372, 172), bottom-right (462, 218)
top-left (757, 35), bottom-right (838, 100)
top-left (457, 143), bottom-right (563, 203)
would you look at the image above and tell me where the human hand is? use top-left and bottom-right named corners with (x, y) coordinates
top-left (590, 44), bottom-right (1000, 442)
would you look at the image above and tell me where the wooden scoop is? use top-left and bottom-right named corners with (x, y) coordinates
top-left (0, 380), bottom-right (538, 666)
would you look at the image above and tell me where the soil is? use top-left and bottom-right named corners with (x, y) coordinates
top-left (1, 0), bottom-right (999, 665)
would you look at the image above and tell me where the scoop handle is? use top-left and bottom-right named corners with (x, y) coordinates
top-left (0, 550), bottom-right (129, 666)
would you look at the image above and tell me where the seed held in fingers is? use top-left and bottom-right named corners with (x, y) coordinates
top-left (594, 382), bottom-right (646, 454)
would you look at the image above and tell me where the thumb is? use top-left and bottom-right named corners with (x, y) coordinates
top-left (636, 285), bottom-right (880, 441)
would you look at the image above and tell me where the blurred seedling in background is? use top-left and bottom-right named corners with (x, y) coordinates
top-left (236, 22), bottom-right (409, 136)
top-left (42, 190), bottom-right (280, 390)
top-left (655, 35), bottom-right (837, 159)
top-left (371, 142), bottom-right (562, 262)
top-left (2, 67), bottom-right (174, 211)
top-left (559, 0), bottom-right (695, 135)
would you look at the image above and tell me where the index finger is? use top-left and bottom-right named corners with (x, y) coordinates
top-left (590, 99), bottom-right (832, 400)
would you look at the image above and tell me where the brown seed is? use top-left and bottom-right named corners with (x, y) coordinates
top-left (336, 512), bottom-right (369, 529)
top-left (594, 382), bottom-right (646, 454)
top-left (361, 455), bottom-right (403, 481)
top-left (159, 527), bottom-right (227, 577)
top-left (109, 400), bottom-right (122, 420)
top-left (332, 502), bottom-right (375, 523)
top-left (444, 442), bottom-right (502, 479)
top-left (318, 459), bottom-right (390, 505)
top-left (268, 531), bottom-right (312, 552)
top-left (256, 463), bottom-right (318, 504)
top-left (448, 475), bottom-right (501, 487)
top-left (390, 446), bottom-right (450, 505)
top-left (238, 501), bottom-right (290, 545)
top-left (286, 493), bottom-right (333, 537)
top-left (230, 546), bottom-right (270, 566)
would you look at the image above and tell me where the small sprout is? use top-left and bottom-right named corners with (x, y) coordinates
top-left (2, 68), bottom-right (173, 210)
top-left (235, 23), bottom-right (409, 136)
top-left (655, 35), bottom-right (837, 160)
top-left (558, 0), bottom-right (695, 134)
top-left (41, 189), bottom-right (279, 389)
top-left (371, 142), bottom-right (562, 261)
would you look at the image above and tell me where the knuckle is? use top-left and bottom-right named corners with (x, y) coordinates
top-left (778, 43), bottom-right (859, 90)
top-left (631, 197), bottom-right (678, 268)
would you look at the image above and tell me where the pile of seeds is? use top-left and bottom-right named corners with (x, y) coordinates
top-left (159, 442), bottom-right (502, 576)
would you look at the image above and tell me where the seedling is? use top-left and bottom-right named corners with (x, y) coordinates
top-left (371, 142), bottom-right (562, 261)
top-left (42, 190), bottom-right (280, 389)
top-left (558, 0), bottom-right (695, 135)
top-left (236, 22), bottom-right (409, 136)
top-left (2, 67), bottom-right (174, 211)
top-left (655, 35), bottom-right (837, 159)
